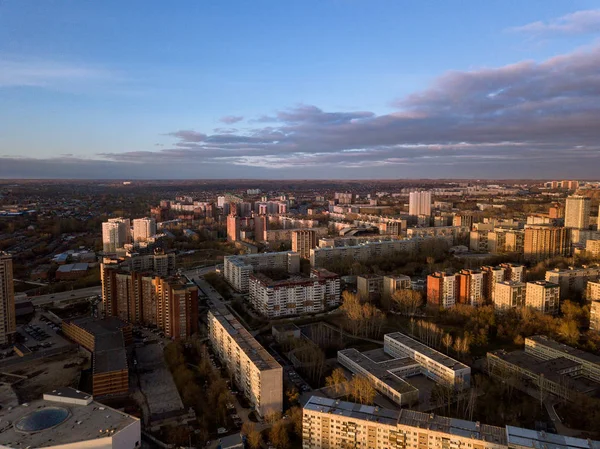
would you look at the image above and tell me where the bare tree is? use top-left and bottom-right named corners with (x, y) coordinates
top-left (442, 333), bottom-right (453, 354)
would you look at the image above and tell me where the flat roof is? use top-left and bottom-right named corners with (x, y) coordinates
top-left (304, 396), bottom-right (400, 427)
top-left (527, 335), bottom-right (600, 366)
top-left (339, 348), bottom-right (419, 395)
top-left (385, 332), bottom-right (469, 372)
top-left (209, 307), bottom-right (281, 371)
top-left (57, 263), bottom-right (89, 272)
top-left (0, 391), bottom-right (138, 448)
top-left (506, 425), bottom-right (600, 449)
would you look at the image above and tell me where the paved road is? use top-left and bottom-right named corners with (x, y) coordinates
top-left (22, 286), bottom-right (101, 305)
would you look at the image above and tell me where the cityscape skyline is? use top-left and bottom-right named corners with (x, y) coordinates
top-left (2, 2), bottom-right (600, 179)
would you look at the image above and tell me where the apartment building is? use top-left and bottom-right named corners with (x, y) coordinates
top-left (545, 266), bottom-right (600, 299)
top-left (426, 272), bottom-right (456, 309)
top-left (357, 275), bottom-right (384, 302)
top-left (132, 217), bottom-right (156, 242)
top-left (227, 214), bottom-right (240, 242)
top-left (119, 250), bottom-right (176, 277)
top-left (499, 263), bottom-right (525, 282)
top-left (408, 191), bottom-right (432, 216)
top-left (248, 269), bottom-right (340, 318)
top-left (207, 308), bottom-right (282, 416)
top-left (310, 239), bottom-right (417, 268)
top-left (224, 251), bottom-right (300, 292)
top-left (384, 332), bottom-right (470, 389)
top-left (586, 239), bottom-right (600, 257)
top-left (102, 218), bottom-right (131, 253)
top-left (382, 275), bottom-right (411, 304)
top-left (565, 195), bottom-right (591, 230)
top-left (481, 265), bottom-right (506, 303)
top-left (266, 227), bottom-right (327, 244)
top-left (525, 281), bottom-right (560, 315)
top-left (406, 226), bottom-right (469, 245)
top-left (292, 229), bottom-right (318, 259)
top-left (523, 226), bottom-right (570, 261)
top-left (101, 264), bottom-right (198, 339)
top-left (494, 281), bottom-right (526, 311)
top-left (590, 298), bottom-right (600, 332)
top-left (456, 269), bottom-right (484, 306)
top-left (338, 348), bottom-right (420, 406)
top-left (303, 396), bottom-right (600, 449)
top-left (0, 252), bottom-right (16, 346)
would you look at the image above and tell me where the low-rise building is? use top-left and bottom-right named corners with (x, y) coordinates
top-left (384, 332), bottom-right (470, 389)
top-left (357, 274), bottom-right (383, 302)
top-left (208, 307), bottom-right (283, 416)
top-left (0, 388), bottom-right (141, 449)
top-left (338, 348), bottom-right (420, 406)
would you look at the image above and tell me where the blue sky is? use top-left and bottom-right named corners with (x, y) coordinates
top-left (1, 1), bottom-right (600, 178)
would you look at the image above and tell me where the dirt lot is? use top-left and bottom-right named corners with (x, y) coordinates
top-left (6, 351), bottom-right (89, 402)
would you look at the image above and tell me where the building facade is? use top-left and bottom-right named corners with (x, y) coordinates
top-left (292, 229), bottom-right (318, 259)
top-left (408, 191), bottom-right (432, 216)
top-left (456, 269), bottom-right (484, 306)
top-left (102, 218), bottom-right (131, 253)
top-left (208, 308), bottom-right (282, 416)
top-left (545, 266), bottom-right (600, 300)
top-left (132, 217), bottom-right (156, 242)
top-left (426, 272), bottom-right (456, 309)
top-left (525, 281), bottom-right (560, 315)
top-left (494, 281), bottom-right (526, 311)
top-left (0, 252), bottom-right (16, 346)
top-left (523, 226), bottom-right (570, 261)
top-left (565, 195), bottom-right (591, 230)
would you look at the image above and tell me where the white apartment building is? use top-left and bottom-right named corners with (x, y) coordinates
top-left (408, 191), bottom-right (432, 216)
top-left (588, 280), bottom-right (600, 301)
top-left (102, 218), bottom-right (131, 253)
top-left (132, 217), bottom-right (156, 242)
top-left (406, 226), bottom-right (469, 245)
top-left (224, 251), bottom-right (300, 292)
top-left (384, 332), bottom-right (471, 389)
top-left (207, 308), bottom-right (283, 416)
top-left (248, 270), bottom-right (340, 318)
top-left (545, 266), bottom-right (600, 299)
top-left (565, 195), bottom-right (591, 230)
top-left (525, 281), bottom-right (560, 315)
top-left (302, 396), bottom-right (600, 449)
top-left (494, 281), bottom-right (526, 311)
top-left (0, 252), bottom-right (16, 346)
top-left (310, 239), bottom-right (417, 268)
top-left (338, 349), bottom-right (420, 406)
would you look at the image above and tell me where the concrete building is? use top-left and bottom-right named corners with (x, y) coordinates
top-left (224, 251), bottom-right (300, 292)
top-left (456, 269), bottom-right (484, 306)
top-left (523, 226), bottom-right (570, 261)
top-left (545, 266), bottom-right (600, 300)
top-left (208, 307), bottom-right (282, 416)
top-left (409, 191), bottom-right (432, 216)
top-left (121, 250), bottom-right (176, 277)
top-left (62, 317), bottom-right (132, 397)
top-left (338, 348), bottom-right (420, 406)
top-left (310, 239), bottom-right (417, 268)
top-left (481, 265), bottom-right (506, 303)
top-left (590, 298), bottom-right (600, 332)
top-left (132, 217), bottom-right (156, 242)
top-left (334, 192), bottom-right (354, 204)
top-left (227, 214), bottom-right (240, 242)
top-left (586, 239), bottom-right (600, 258)
top-left (499, 263), bottom-right (525, 282)
top-left (102, 218), bottom-right (131, 253)
top-left (357, 274), bottom-right (384, 302)
top-left (588, 280), bottom-right (600, 301)
top-left (0, 252), bottom-right (16, 346)
top-left (382, 275), bottom-right (411, 305)
top-left (301, 396), bottom-right (595, 449)
top-left (0, 388), bottom-right (141, 449)
top-left (525, 281), bottom-right (560, 315)
top-left (292, 229), bottom-right (317, 259)
top-left (101, 265), bottom-right (198, 339)
top-left (248, 269), bottom-right (340, 318)
top-left (565, 195), bottom-right (591, 230)
top-left (426, 272), bottom-right (456, 309)
top-left (384, 332), bottom-right (470, 389)
top-left (406, 226), bottom-right (469, 245)
top-left (494, 281), bottom-right (526, 311)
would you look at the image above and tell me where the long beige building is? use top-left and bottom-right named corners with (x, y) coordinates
top-left (302, 396), bottom-right (599, 449)
top-left (208, 307), bottom-right (282, 416)
top-left (310, 239), bottom-right (417, 268)
top-left (545, 266), bottom-right (600, 299)
top-left (0, 252), bottom-right (16, 346)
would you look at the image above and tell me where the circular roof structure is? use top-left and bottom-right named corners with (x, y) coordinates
top-left (15, 407), bottom-right (69, 432)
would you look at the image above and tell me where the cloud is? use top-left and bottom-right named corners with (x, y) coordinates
top-left (219, 115), bottom-right (244, 124)
top-left (509, 9), bottom-right (600, 36)
top-left (4, 43), bottom-right (600, 179)
top-left (0, 57), bottom-right (117, 89)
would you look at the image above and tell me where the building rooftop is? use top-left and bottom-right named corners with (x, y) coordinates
top-left (304, 396), bottom-right (400, 427)
top-left (527, 335), bottom-right (600, 367)
top-left (506, 425), bottom-right (600, 449)
top-left (385, 332), bottom-right (469, 372)
top-left (527, 280), bottom-right (560, 289)
top-left (0, 388), bottom-right (138, 448)
top-left (339, 348), bottom-right (419, 395)
top-left (56, 263), bottom-right (89, 273)
top-left (209, 307), bottom-right (281, 371)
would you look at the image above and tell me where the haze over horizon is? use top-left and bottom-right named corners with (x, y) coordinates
top-left (1, 1), bottom-right (600, 179)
